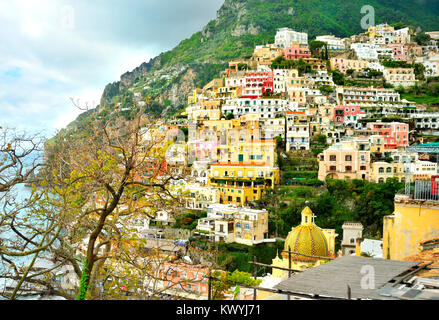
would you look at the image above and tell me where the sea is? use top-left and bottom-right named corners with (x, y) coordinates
top-left (0, 154), bottom-right (66, 300)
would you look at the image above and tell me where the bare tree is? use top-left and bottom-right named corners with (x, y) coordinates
top-left (41, 106), bottom-right (189, 300)
top-left (0, 127), bottom-right (68, 299)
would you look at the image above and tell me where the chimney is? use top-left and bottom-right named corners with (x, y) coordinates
top-left (355, 237), bottom-right (362, 257)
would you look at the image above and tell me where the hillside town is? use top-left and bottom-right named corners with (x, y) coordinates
top-left (3, 24), bottom-right (439, 301)
top-left (100, 24), bottom-right (439, 300)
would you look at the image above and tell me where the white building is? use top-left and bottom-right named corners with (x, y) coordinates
top-left (273, 69), bottom-right (288, 94)
top-left (420, 54), bottom-right (439, 78)
top-left (222, 98), bottom-right (296, 119)
top-left (351, 43), bottom-right (393, 61)
top-left (316, 35), bottom-right (345, 50)
top-left (286, 111), bottom-right (310, 151)
top-left (336, 86), bottom-right (400, 106)
top-left (260, 117), bottom-right (286, 140)
top-left (275, 27), bottom-right (308, 48)
top-left (341, 221), bottom-right (363, 256)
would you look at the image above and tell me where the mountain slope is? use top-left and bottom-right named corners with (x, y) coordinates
top-left (69, 0), bottom-right (439, 129)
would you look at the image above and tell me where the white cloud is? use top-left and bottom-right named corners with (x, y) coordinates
top-left (0, 0), bottom-right (224, 136)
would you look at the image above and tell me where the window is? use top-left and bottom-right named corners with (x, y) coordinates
top-left (330, 155), bottom-right (336, 161)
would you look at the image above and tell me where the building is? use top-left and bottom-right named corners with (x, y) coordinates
top-left (252, 45), bottom-right (284, 66)
top-left (387, 43), bottom-right (409, 61)
top-left (368, 24), bottom-right (396, 44)
top-left (273, 69), bottom-right (288, 94)
top-left (383, 67), bottom-right (417, 88)
top-left (420, 54), bottom-right (439, 78)
top-left (286, 111), bottom-right (310, 151)
top-left (274, 255), bottom-right (425, 300)
top-left (341, 222), bottom-right (363, 256)
top-left (351, 43), bottom-right (393, 60)
top-left (370, 161), bottom-right (405, 184)
top-left (334, 106), bottom-right (366, 129)
top-left (242, 71), bottom-right (274, 99)
top-left (187, 100), bottom-right (222, 121)
top-left (383, 189), bottom-right (439, 260)
top-left (184, 183), bottom-right (221, 210)
top-left (316, 35), bottom-right (345, 50)
top-left (336, 86), bottom-right (400, 106)
top-left (233, 207), bottom-right (270, 245)
top-left (222, 98), bottom-right (293, 119)
top-left (158, 262), bottom-right (211, 299)
top-left (271, 206), bottom-right (337, 277)
top-left (318, 138), bottom-right (371, 181)
top-left (195, 204), bottom-right (271, 245)
top-left (260, 117), bottom-right (286, 140)
top-left (304, 71), bottom-right (334, 88)
top-left (283, 43), bottom-right (311, 60)
top-left (366, 122), bottom-right (409, 150)
top-left (275, 27), bottom-right (308, 48)
top-left (208, 161), bottom-right (279, 206)
top-left (330, 58), bottom-right (368, 73)
top-left (206, 136), bottom-right (280, 206)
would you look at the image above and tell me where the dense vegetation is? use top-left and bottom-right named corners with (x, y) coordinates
top-left (257, 178), bottom-right (404, 248)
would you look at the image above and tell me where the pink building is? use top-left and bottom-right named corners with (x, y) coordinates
top-left (387, 44), bottom-right (409, 61)
top-left (366, 122), bottom-right (409, 150)
top-left (334, 106), bottom-right (366, 128)
top-left (284, 47), bottom-right (311, 60)
top-left (158, 262), bottom-right (211, 298)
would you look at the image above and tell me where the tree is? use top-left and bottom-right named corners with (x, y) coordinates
top-left (309, 40), bottom-right (326, 58)
top-left (319, 85), bottom-right (334, 95)
top-left (331, 69), bottom-right (345, 85)
top-left (0, 127), bottom-right (68, 300)
top-left (211, 269), bottom-right (261, 300)
top-left (41, 105), bottom-right (188, 300)
top-left (414, 33), bottom-right (431, 46)
top-left (225, 113), bottom-right (234, 120)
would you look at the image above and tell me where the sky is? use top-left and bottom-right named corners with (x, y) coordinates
top-left (0, 0), bottom-right (224, 137)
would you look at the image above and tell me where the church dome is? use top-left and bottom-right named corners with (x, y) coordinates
top-left (282, 207), bottom-right (329, 261)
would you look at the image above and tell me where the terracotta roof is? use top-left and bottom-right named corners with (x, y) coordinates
top-left (403, 248), bottom-right (439, 278)
top-left (286, 111), bottom-right (305, 115)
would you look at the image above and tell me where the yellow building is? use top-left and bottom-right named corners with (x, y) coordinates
top-left (216, 86), bottom-right (238, 99)
top-left (203, 78), bottom-right (225, 92)
top-left (271, 206), bottom-right (337, 278)
top-left (208, 162), bottom-right (279, 206)
top-left (370, 161), bottom-right (406, 184)
top-left (187, 100), bottom-right (223, 122)
top-left (252, 45), bottom-right (284, 66)
top-left (383, 194), bottom-right (439, 260)
top-left (188, 88), bottom-right (203, 105)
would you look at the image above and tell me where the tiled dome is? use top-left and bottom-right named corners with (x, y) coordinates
top-left (282, 207), bottom-right (329, 261)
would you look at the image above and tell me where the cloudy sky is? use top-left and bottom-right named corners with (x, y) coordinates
top-left (0, 0), bottom-right (224, 137)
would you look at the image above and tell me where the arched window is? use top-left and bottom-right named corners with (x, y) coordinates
top-left (379, 167), bottom-right (384, 173)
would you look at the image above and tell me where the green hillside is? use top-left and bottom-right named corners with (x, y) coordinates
top-left (61, 0), bottom-right (439, 132)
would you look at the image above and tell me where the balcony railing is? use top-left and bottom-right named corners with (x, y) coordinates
top-left (412, 180), bottom-right (439, 201)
